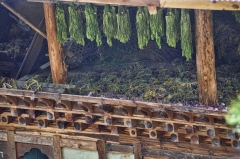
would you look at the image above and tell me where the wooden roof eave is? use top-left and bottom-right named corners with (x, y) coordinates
top-left (27, 0), bottom-right (240, 11)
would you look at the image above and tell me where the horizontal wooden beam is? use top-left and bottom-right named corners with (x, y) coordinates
top-left (27, 0), bottom-right (240, 10)
top-left (160, 0), bottom-right (240, 10)
top-left (0, 89), bottom-right (227, 116)
top-left (27, 0), bottom-right (159, 7)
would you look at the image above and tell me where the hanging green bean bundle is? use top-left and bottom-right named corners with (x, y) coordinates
top-left (180, 9), bottom-right (193, 60)
top-left (233, 11), bottom-right (240, 23)
top-left (136, 7), bottom-right (150, 49)
top-left (103, 5), bottom-right (117, 46)
top-left (115, 6), bottom-right (131, 43)
top-left (55, 2), bottom-right (68, 44)
top-left (85, 3), bottom-right (102, 46)
top-left (165, 9), bottom-right (178, 48)
top-left (68, 3), bottom-right (85, 46)
top-left (150, 8), bottom-right (164, 49)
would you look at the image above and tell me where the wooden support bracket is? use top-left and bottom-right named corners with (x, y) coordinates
top-left (190, 135), bottom-right (202, 145)
top-left (149, 130), bottom-right (157, 139)
top-left (74, 122), bottom-right (88, 131)
top-left (0, 113), bottom-right (13, 124)
top-left (3, 95), bottom-right (17, 105)
top-left (57, 120), bottom-right (67, 129)
top-left (18, 116), bottom-right (32, 126)
top-left (129, 128), bottom-right (138, 137)
top-left (226, 129), bottom-right (236, 139)
top-left (116, 106), bottom-right (132, 116)
top-left (22, 97), bottom-right (36, 107)
top-left (137, 107), bottom-right (152, 118)
top-left (170, 133), bottom-right (183, 142)
top-left (37, 98), bottom-right (54, 109)
top-left (104, 116), bottom-right (113, 125)
top-left (185, 125), bottom-right (196, 134)
top-left (78, 102), bottom-right (93, 113)
top-left (231, 139), bottom-right (239, 149)
top-left (211, 137), bottom-right (221, 147)
top-left (124, 118), bottom-right (137, 128)
top-left (206, 127), bottom-right (219, 137)
top-left (111, 126), bottom-right (123, 135)
top-left (65, 112), bottom-right (75, 122)
top-left (37, 118), bottom-right (49, 128)
top-left (47, 111), bottom-right (59, 120)
top-left (56, 100), bottom-right (72, 111)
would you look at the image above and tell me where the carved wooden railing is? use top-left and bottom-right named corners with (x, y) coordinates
top-left (0, 88), bottom-right (238, 158)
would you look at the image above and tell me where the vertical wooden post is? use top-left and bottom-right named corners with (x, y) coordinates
top-left (43, 3), bottom-right (67, 84)
top-left (134, 141), bottom-right (142, 159)
top-left (195, 10), bottom-right (217, 106)
top-left (7, 131), bottom-right (16, 159)
top-left (53, 135), bottom-right (61, 159)
top-left (97, 140), bottom-right (106, 159)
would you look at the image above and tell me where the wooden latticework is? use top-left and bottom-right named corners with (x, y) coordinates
top-left (0, 88), bottom-right (239, 158)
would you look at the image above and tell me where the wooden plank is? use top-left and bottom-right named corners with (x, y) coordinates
top-left (28, 0), bottom-right (240, 10)
top-left (141, 147), bottom-right (227, 159)
top-left (53, 135), bottom-right (61, 159)
top-left (60, 138), bottom-right (97, 151)
top-left (43, 3), bottom-right (68, 84)
top-left (28, 0), bottom-right (159, 7)
top-left (16, 18), bottom-right (47, 79)
top-left (14, 134), bottom-right (53, 146)
top-left (97, 140), bottom-right (106, 159)
top-left (195, 10), bottom-right (217, 106)
top-left (7, 131), bottom-right (16, 159)
top-left (106, 143), bottom-right (134, 153)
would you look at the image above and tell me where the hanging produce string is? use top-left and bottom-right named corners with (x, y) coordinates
top-left (180, 9), bottom-right (193, 60)
top-left (55, 2), bottom-right (68, 44)
top-left (150, 8), bottom-right (164, 49)
top-left (85, 3), bottom-right (102, 46)
top-left (68, 3), bottom-right (85, 46)
top-left (103, 5), bottom-right (117, 46)
top-left (115, 6), bottom-right (131, 43)
top-left (136, 6), bottom-right (150, 49)
top-left (165, 8), bottom-right (178, 48)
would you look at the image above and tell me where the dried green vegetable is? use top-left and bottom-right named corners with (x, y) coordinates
top-left (232, 11), bottom-right (240, 23)
top-left (165, 9), bottom-right (178, 48)
top-left (150, 8), bottom-right (164, 49)
top-left (55, 2), bottom-right (68, 44)
top-left (115, 6), bottom-right (131, 43)
top-left (68, 3), bottom-right (85, 46)
top-left (180, 9), bottom-right (193, 60)
top-left (85, 3), bottom-right (102, 46)
top-left (136, 7), bottom-right (150, 49)
top-left (103, 5), bottom-right (117, 46)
